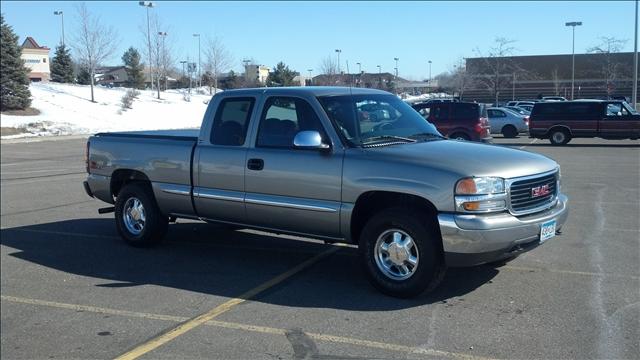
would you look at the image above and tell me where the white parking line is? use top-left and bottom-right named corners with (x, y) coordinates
top-left (519, 138), bottom-right (538, 149)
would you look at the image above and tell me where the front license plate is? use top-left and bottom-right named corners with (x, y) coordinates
top-left (540, 220), bottom-right (556, 243)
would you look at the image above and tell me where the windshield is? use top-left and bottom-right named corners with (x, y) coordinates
top-left (317, 94), bottom-right (442, 146)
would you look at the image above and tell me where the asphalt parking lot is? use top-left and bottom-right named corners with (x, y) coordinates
top-left (1, 135), bottom-right (638, 360)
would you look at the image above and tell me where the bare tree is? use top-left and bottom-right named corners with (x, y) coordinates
top-left (587, 36), bottom-right (629, 96)
top-left (72, 3), bottom-right (119, 102)
top-left (318, 55), bottom-right (338, 85)
top-left (472, 37), bottom-right (518, 103)
top-left (203, 36), bottom-right (233, 94)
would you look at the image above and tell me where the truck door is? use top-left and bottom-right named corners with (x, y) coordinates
top-left (244, 95), bottom-right (343, 238)
top-left (599, 102), bottom-right (640, 138)
top-left (194, 96), bottom-right (256, 223)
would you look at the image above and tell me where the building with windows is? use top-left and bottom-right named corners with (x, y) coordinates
top-left (21, 37), bottom-right (50, 82)
top-left (244, 64), bottom-right (270, 84)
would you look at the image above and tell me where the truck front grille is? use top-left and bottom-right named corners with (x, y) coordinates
top-left (509, 172), bottom-right (558, 215)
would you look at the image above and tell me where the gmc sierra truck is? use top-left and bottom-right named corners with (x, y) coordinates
top-left (83, 87), bottom-right (569, 298)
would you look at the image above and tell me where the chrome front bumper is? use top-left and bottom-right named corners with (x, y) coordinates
top-left (438, 194), bottom-right (568, 266)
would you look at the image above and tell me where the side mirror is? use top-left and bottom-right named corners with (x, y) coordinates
top-left (293, 131), bottom-right (330, 151)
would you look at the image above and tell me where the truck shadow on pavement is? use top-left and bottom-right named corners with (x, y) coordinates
top-left (498, 142), bottom-right (639, 148)
top-left (1, 218), bottom-right (500, 310)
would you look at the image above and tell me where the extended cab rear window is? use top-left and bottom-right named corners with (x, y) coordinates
top-left (210, 97), bottom-right (255, 146)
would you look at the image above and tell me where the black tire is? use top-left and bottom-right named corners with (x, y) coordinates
top-left (450, 132), bottom-right (470, 141)
top-left (548, 128), bottom-right (571, 145)
top-left (359, 208), bottom-right (446, 298)
top-left (115, 183), bottom-right (168, 247)
top-left (501, 125), bottom-right (518, 138)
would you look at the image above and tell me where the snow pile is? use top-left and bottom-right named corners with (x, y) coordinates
top-left (1, 83), bottom-right (216, 139)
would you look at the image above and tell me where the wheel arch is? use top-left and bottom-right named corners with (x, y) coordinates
top-left (545, 125), bottom-right (573, 137)
top-left (110, 169), bottom-right (152, 199)
top-left (350, 191), bottom-right (442, 252)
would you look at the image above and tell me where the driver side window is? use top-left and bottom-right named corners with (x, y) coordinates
top-left (257, 97), bottom-right (326, 148)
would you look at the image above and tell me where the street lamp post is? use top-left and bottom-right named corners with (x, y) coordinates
top-left (307, 69), bottom-right (313, 85)
top-left (394, 57), bottom-right (399, 79)
top-left (335, 49), bottom-right (342, 74)
top-left (565, 21), bottom-right (582, 100)
top-left (193, 34), bottom-right (201, 89)
top-left (180, 60), bottom-right (187, 82)
top-left (158, 32), bottom-right (167, 93)
top-left (428, 60), bottom-right (432, 84)
top-left (356, 62), bottom-right (361, 86)
top-left (139, 2), bottom-right (155, 92)
top-left (53, 11), bottom-right (64, 46)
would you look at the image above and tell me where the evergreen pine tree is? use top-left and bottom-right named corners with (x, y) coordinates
top-left (50, 44), bottom-right (74, 83)
top-left (121, 47), bottom-right (145, 89)
top-left (266, 62), bottom-right (296, 87)
top-left (76, 65), bottom-right (91, 85)
top-left (0, 14), bottom-right (31, 111)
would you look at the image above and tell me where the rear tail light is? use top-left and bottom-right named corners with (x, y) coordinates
top-left (475, 117), bottom-right (488, 134)
top-left (85, 141), bottom-right (90, 173)
top-left (523, 116), bottom-right (530, 126)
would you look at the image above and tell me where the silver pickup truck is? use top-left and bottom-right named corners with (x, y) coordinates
top-left (83, 87), bottom-right (568, 298)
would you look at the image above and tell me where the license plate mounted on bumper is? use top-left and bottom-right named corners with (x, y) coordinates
top-left (540, 219), bottom-right (556, 243)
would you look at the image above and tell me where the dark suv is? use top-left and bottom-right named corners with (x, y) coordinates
top-left (529, 100), bottom-right (640, 145)
top-left (411, 102), bottom-right (492, 142)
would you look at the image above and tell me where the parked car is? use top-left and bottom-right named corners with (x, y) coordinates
top-left (529, 100), bottom-right (640, 145)
top-left (504, 106), bottom-right (531, 116)
top-left (487, 107), bottom-right (529, 138)
top-left (83, 87), bottom-right (568, 298)
top-left (411, 101), bottom-right (492, 142)
top-left (506, 100), bottom-right (536, 107)
top-left (542, 96), bottom-right (567, 102)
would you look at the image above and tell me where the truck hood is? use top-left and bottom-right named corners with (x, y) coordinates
top-left (364, 140), bottom-right (558, 179)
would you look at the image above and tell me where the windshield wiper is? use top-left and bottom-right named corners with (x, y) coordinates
top-left (408, 132), bottom-right (445, 140)
top-left (361, 135), bottom-right (417, 146)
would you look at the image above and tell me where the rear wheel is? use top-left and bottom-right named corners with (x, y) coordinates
top-left (359, 208), bottom-right (446, 298)
top-left (501, 125), bottom-right (518, 138)
top-left (549, 128), bottom-right (571, 145)
top-left (115, 183), bottom-right (168, 247)
top-left (450, 132), bottom-right (470, 141)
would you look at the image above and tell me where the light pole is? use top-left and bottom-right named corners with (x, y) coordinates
top-left (307, 69), bottom-right (313, 85)
top-left (158, 32), bottom-right (167, 92)
top-left (394, 57), bottom-right (399, 79)
top-left (356, 62), bottom-right (361, 87)
top-left (180, 60), bottom-right (187, 83)
top-left (335, 49), bottom-right (342, 74)
top-left (53, 11), bottom-right (64, 46)
top-left (565, 21), bottom-right (582, 100)
top-left (632, 0), bottom-right (638, 109)
top-left (139, 2), bottom-right (155, 92)
top-left (193, 34), bottom-right (201, 88)
top-left (428, 60), bottom-right (432, 83)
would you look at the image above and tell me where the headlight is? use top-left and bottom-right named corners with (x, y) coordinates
top-left (455, 177), bottom-right (506, 213)
top-left (455, 177), bottom-right (505, 195)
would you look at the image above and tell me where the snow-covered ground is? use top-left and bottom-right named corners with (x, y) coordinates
top-left (1, 83), bottom-right (216, 139)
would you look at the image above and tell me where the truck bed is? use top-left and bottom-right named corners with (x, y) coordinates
top-left (94, 128), bottom-right (200, 141)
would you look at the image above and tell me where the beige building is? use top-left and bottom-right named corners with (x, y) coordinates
top-left (21, 37), bottom-right (50, 82)
top-left (244, 64), bottom-right (270, 84)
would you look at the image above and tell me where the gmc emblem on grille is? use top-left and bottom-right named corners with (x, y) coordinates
top-left (531, 184), bottom-right (551, 198)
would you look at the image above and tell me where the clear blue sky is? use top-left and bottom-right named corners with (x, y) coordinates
top-left (2, 1), bottom-right (638, 80)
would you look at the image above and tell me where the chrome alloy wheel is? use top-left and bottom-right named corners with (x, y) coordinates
top-left (123, 197), bottom-right (146, 235)
top-left (374, 229), bottom-right (419, 281)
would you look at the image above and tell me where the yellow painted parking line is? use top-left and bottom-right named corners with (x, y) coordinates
top-left (1, 294), bottom-right (496, 360)
top-left (0, 295), bottom-right (188, 322)
top-left (503, 265), bottom-right (640, 280)
top-left (114, 246), bottom-right (342, 360)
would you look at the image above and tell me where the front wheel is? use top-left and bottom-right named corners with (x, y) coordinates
top-left (115, 183), bottom-right (168, 247)
top-left (449, 132), bottom-right (470, 141)
top-left (359, 208), bottom-right (446, 298)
